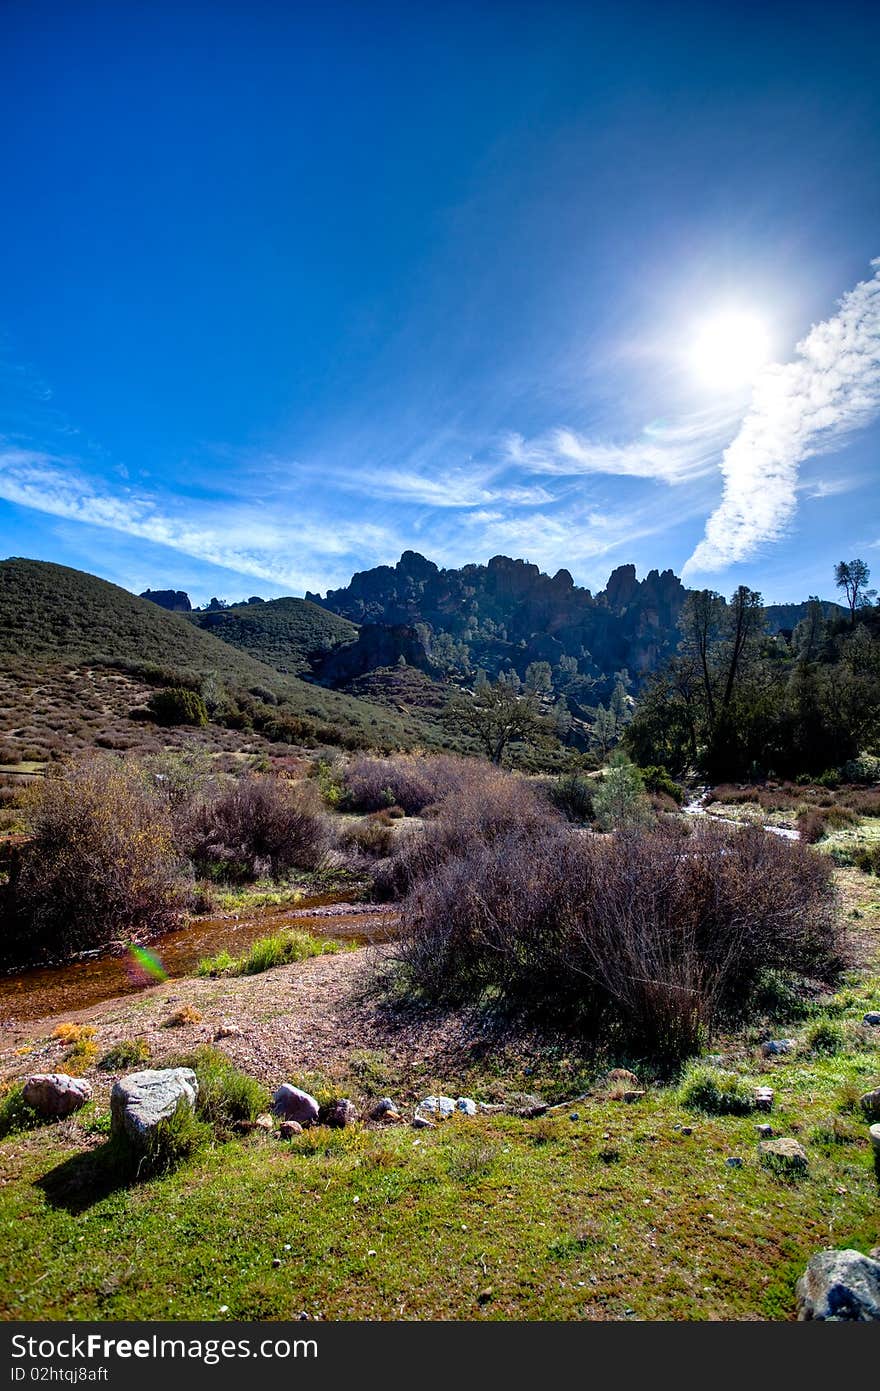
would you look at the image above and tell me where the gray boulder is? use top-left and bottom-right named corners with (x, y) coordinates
top-left (760, 1038), bottom-right (796, 1058)
top-left (110, 1067), bottom-right (198, 1144)
top-left (862, 1012), bottom-right (880, 1027)
top-left (23, 1073), bottom-right (92, 1119)
top-left (272, 1083), bottom-right (319, 1126)
top-left (796, 1249), bottom-right (880, 1321)
top-left (859, 1086), bottom-right (880, 1123)
top-left (758, 1136), bottom-right (809, 1175)
top-left (319, 1098), bottom-right (357, 1128)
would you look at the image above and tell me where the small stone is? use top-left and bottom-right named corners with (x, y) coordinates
top-left (456, 1097), bottom-right (478, 1116)
top-left (22, 1073), bottom-right (92, 1119)
top-left (319, 1098), bottom-right (357, 1128)
top-left (255, 1113), bottom-right (273, 1131)
top-left (796, 1249), bottom-right (880, 1321)
top-left (859, 1087), bottom-right (880, 1123)
top-left (371, 1098), bottom-right (397, 1119)
top-left (272, 1258), bottom-right (281, 1269)
top-left (758, 1137), bottom-right (809, 1175)
top-left (219, 1306), bottom-right (229, 1315)
top-left (412, 1116), bottom-right (434, 1129)
top-left (761, 1038), bottom-right (796, 1058)
top-left (569, 1112), bottom-right (580, 1122)
top-left (862, 1012), bottom-right (880, 1027)
top-left (757, 1123), bottom-right (773, 1138)
top-left (754, 1086), bottom-right (774, 1111)
top-left (279, 1120), bottom-right (303, 1139)
top-left (417, 1095), bottom-right (456, 1120)
top-left (620, 1091), bottom-right (646, 1103)
top-left (869, 1123), bottom-right (880, 1164)
top-left (726, 1156), bottom-right (743, 1169)
top-left (477, 1289), bottom-right (493, 1305)
top-left (273, 1084), bottom-right (319, 1127)
top-left (214, 1022), bottom-right (242, 1040)
top-left (680, 1126), bottom-right (694, 1137)
top-left (600, 1068), bottom-right (641, 1099)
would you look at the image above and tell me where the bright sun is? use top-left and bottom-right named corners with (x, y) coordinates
top-left (689, 310), bottom-right (771, 390)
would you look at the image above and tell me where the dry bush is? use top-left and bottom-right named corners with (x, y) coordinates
top-left (373, 762), bottom-right (559, 900)
top-left (3, 758), bottom-right (190, 965)
top-left (341, 753), bottom-right (478, 815)
top-left (181, 775), bottom-right (330, 881)
top-left (395, 820), bottom-right (841, 1059)
top-left (338, 815), bottom-right (396, 860)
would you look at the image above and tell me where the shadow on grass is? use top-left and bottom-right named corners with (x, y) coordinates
top-left (36, 1137), bottom-right (139, 1214)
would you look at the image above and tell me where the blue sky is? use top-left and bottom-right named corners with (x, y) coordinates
top-left (1, 0), bottom-right (878, 606)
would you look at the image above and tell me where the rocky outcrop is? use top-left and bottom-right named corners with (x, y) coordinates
top-left (315, 623), bottom-right (441, 686)
top-left (110, 1067), bottom-right (198, 1144)
top-left (139, 588), bottom-right (192, 612)
top-left (796, 1249), bottom-right (880, 1321)
top-left (23, 1073), bottom-right (92, 1119)
top-left (311, 551), bottom-right (689, 693)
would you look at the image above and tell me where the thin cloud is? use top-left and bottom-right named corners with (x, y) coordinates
top-left (504, 408), bottom-right (737, 485)
top-left (0, 447), bottom-right (401, 593)
top-left (685, 260), bottom-right (880, 575)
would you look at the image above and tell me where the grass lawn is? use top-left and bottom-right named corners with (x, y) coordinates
top-left (1, 872), bottom-right (878, 1322)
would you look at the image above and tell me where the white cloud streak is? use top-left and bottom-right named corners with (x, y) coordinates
top-left (0, 448), bottom-right (400, 593)
top-left (503, 408), bottom-right (738, 485)
top-left (684, 260), bottom-right (880, 575)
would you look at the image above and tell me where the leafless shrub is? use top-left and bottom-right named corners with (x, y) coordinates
top-left (342, 753), bottom-right (483, 815)
top-left (181, 775), bottom-right (330, 881)
top-left (395, 820), bottom-right (842, 1059)
top-left (4, 758), bottom-right (190, 964)
top-left (372, 763), bottom-right (559, 899)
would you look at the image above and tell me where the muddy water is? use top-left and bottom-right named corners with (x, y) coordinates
top-left (0, 895), bottom-right (398, 1026)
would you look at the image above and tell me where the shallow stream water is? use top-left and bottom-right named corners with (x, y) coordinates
top-left (0, 894), bottom-right (397, 1026)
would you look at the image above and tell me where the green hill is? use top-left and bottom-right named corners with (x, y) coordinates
top-left (186, 597), bottom-right (358, 676)
top-left (0, 558), bottom-right (438, 763)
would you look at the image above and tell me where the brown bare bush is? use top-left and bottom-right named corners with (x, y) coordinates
top-left (395, 820), bottom-right (842, 1059)
top-left (3, 758), bottom-right (190, 965)
top-left (181, 775), bottom-right (330, 881)
top-left (342, 753), bottom-right (481, 815)
top-left (372, 762), bottom-right (560, 900)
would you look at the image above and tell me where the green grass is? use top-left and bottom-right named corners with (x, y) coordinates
top-left (196, 930), bottom-right (347, 978)
top-left (1, 1057), bottom-right (878, 1320)
top-left (1, 867), bottom-right (877, 1321)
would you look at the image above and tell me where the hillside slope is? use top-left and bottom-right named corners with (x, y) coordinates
top-left (186, 597), bottom-right (358, 676)
top-left (0, 558), bottom-right (437, 761)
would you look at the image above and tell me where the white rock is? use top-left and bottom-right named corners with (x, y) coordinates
top-left (456, 1097), bottom-right (478, 1116)
top-left (23, 1073), bottom-right (92, 1119)
top-left (417, 1095), bottom-right (456, 1119)
top-left (110, 1068), bottom-right (198, 1145)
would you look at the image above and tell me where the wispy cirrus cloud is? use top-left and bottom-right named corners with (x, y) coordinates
top-left (0, 447), bottom-right (401, 593)
top-left (684, 259), bottom-right (880, 575)
top-left (503, 407), bottom-right (739, 485)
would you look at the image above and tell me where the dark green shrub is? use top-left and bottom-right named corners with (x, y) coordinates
top-left (166, 1047), bottom-right (269, 1138)
top-left (147, 688), bottom-right (208, 727)
top-left (97, 1039), bottom-right (151, 1071)
top-left (0, 1083), bottom-right (42, 1138)
top-left (639, 765), bottom-right (685, 804)
top-left (545, 772), bottom-right (595, 823)
top-left (679, 1066), bottom-right (754, 1115)
top-left (804, 1019), bottom-right (845, 1055)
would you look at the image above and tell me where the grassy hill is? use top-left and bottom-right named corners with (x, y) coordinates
top-left (185, 597), bottom-right (358, 677)
top-left (0, 558), bottom-right (442, 765)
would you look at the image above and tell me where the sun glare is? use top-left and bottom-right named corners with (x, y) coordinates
top-left (689, 310), bottom-right (771, 391)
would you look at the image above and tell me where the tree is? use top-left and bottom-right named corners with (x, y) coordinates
top-left (592, 752), bottom-right (652, 831)
top-left (524, 660), bottom-right (552, 694)
top-left (443, 678), bottom-right (554, 765)
top-left (591, 704), bottom-right (617, 758)
top-left (835, 559), bottom-right (876, 624)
